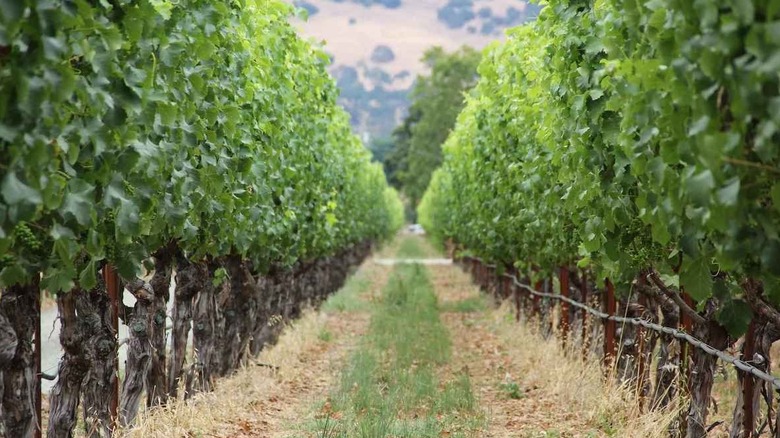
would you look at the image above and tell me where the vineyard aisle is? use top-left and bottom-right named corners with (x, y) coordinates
top-left (299, 235), bottom-right (672, 437)
top-left (129, 235), bottom-right (671, 437)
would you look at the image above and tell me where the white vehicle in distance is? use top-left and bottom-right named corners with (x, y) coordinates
top-left (407, 224), bottom-right (425, 235)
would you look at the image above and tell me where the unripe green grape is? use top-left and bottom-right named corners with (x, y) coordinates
top-left (13, 223), bottom-right (41, 251)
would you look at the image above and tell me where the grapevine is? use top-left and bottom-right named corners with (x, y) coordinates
top-left (420, 0), bottom-right (780, 331)
top-left (0, 0), bottom-right (404, 291)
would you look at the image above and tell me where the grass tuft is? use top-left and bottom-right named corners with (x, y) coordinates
top-left (440, 296), bottom-right (487, 313)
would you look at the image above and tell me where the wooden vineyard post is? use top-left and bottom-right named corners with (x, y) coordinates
top-left (603, 279), bottom-right (617, 370)
top-left (104, 265), bottom-right (120, 431)
top-left (580, 270), bottom-right (589, 361)
top-left (491, 265), bottom-right (496, 298)
top-left (485, 263), bottom-right (490, 298)
top-left (507, 268), bottom-right (521, 321)
top-left (676, 290), bottom-right (695, 438)
top-left (741, 321), bottom-right (757, 438)
top-left (533, 279), bottom-right (542, 319)
top-left (636, 291), bottom-right (648, 406)
top-left (559, 267), bottom-right (570, 347)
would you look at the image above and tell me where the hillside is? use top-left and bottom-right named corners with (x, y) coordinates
top-left (285, 0), bottom-right (542, 140)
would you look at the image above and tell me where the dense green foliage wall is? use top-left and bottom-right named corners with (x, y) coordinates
top-left (0, 0), bottom-right (403, 292)
top-left (420, 0), bottom-right (780, 328)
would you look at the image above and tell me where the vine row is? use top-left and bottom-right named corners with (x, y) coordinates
top-left (419, 0), bottom-right (780, 436)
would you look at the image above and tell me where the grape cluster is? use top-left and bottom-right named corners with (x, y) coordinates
top-left (0, 255), bottom-right (13, 269)
top-left (13, 223), bottom-right (41, 251)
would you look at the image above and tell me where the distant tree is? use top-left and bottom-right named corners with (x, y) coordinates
top-left (437, 0), bottom-right (475, 28)
top-left (480, 21), bottom-right (496, 35)
top-left (385, 46), bottom-right (480, 207)
top-left (371, 45), bottom-right (396, 63)
top-left (393, 70), bottom-right (411, 81)
top-left (294, 0), bottom-right (320, 17)
top-left (384, 105), bottom-right (420, 190)
top-left (368, 137), bottom-right (394, 163)
top-left (477, 6), bottom-right (492, 18)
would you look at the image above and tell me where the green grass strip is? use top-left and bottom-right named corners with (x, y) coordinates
top-left (313, 259), bottom-right (483, 437)
top-left (395, 235), bottom-right (436, 259)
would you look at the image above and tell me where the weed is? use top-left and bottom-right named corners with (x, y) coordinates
top-left (318, 329), bottom-right (333, 342)
top-left (499, 379), bottom-right (524, 400)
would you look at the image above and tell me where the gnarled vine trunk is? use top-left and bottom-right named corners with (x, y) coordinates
top-left (188, 259), bottom-right (221, 395)
top-left (0, 309), bottom-right (17, 438)
top-left (729, 320), bottom-right (780, 438)
top-left (686, 302), bottom-right (729, 438)
top-left (218, 255), bottom-right (258, 376)
top-left (249, 272), bottom-right (273, 357)
top-left (167, 256), bottom-right (204, 398)
top-left (119, 279), bottom-right (153, 427)
top-left (652, 296), bottom-right (680, 412)
top-left (48, 290), bottom-right (89, 438)
top-left (1, 280), bottom-right (40, 438)
top-left (80, 273), bottom-right (117, 438)
top-left (147, 247), bottom-right (173, 408)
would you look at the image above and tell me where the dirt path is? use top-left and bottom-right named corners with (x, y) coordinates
top-left (250, 311), bottom-right (372, 437)
top-left (427, 264), bottom-right (673, 438)
top-left (429, 264), bottom-right (591, 436)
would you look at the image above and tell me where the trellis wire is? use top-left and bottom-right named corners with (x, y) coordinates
top-left (462, 256), bottom-right (780, 391)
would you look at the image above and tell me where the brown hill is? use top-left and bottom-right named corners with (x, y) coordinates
top-left (285, 0), bottom-right (541, 140)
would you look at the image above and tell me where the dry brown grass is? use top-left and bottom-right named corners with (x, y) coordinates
top-left (122, 312), bottom-right (333, 437)
top-left (430, 264), bottom-right (678, 438)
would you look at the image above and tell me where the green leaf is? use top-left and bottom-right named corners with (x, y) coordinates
top-left (50, 223), bottom-right (76, 240)
top-left (680, 256), bottom-right (713, 302)
top-left (0, 0), bottom-right (24, 22)
top-left (688, 116), bottom-right (710, 137)
top-left (149, 0), bottom-right (173, 20)
top-left (41, 267), bottom-right (75, 294)
top-left (78, 260), bottom-right (98, 290)
top-left (62, 179), bottom-right (95, 227)
top-left (716, 299), bottom-right (752, 337)
top-left (117, 202), bottom-right (141, 236)
top-left (2, 173), bottom-right (42, 206)
top-left (0, 265), bottom-right (28, 286)
top-left (732, 0), bottom-right (755, 24)
top-left (686, 170), bottom-right (714, 206)
top-left (764, 274), bottom-right (780, 307)
top-left (659, 273), bottom-right (679, 288)
top-left (771, 182), bottom-right (780, 213)
top-left (762, 240), bottom-right (780, 276)
top-left (716, 178), bottom-right (740, 206)
top-left (85, 229), bottom-right (103, 258)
